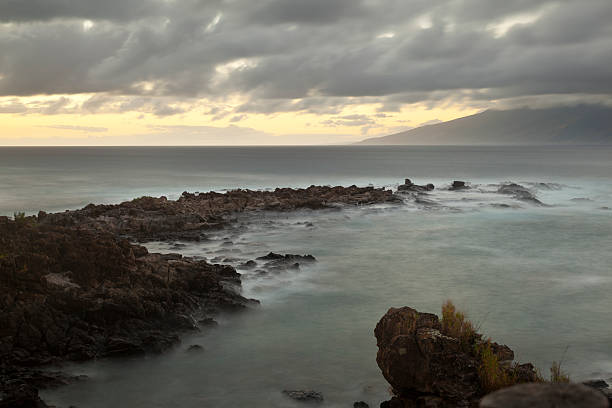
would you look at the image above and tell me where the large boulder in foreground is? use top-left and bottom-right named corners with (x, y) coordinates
top-left (479, 383), bottom-right (609, 408)
top-left (375, 307), bottom-right (482, 407)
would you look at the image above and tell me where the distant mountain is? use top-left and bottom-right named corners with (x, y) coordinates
top-left (358, 105), bottom-right (612, 145)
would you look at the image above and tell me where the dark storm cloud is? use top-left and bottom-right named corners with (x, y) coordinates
top-left (250, 0), bottom-right (366, 25)
top-left (0, 0), bottom-right (168, 22)
top-left (0, 0), bottom-right (611, 112)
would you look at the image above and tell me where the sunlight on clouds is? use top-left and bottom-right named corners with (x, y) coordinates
top-left (377, 32), bottom-right (395, 39)
top-left (205, 13), bottom-right (222, 33)
top-left (212, 58), bottom-right (259, 87)
top-left (0, 92), bottom-right (478, 145)
top-left (416, 15), bottom-right (432, 30)
top-left (82, 20), bottom-right (94, 31)
top-left (487, 9), bottom-right (546, 38)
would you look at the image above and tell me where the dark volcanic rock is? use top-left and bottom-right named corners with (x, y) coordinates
top-left (0, 384), bottom-right (49, 408)
top-left (282, 390), bottom-right (324, 403)
top-left (38, 185), bottom-right (400, 242)
top-left (479, 383), bottom-right (609, 408)
top-left (374, 306), bottom-right (532, 408)
top-left (0, 217), bottom-right (255, 398)
top-left (375, 307), bottom-right (480, 406)
top-left (398, 179), bottom-right (435, 193)
top-left (497, 183), bottom-right (544, 205)
top-left (256, 253), bottom-right (316, 272)
top-left (353, 401), bottom-right (369, 408)
top-left (450, 180), bottom-right (469, 190)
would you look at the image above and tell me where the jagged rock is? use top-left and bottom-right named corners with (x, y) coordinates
top-left (256, 253), bottom-right (316, 272)
top-left (450, 181), bottom-right (469, 190)
top-left (0, 217), bottom-right (256, 400)
top-left (479, 383), bottom-right (609, 408)
top-left (374, 306), bottom-right (527, 408)
top-left (37, 185), bottom-right (400, 241)
top-left (0, 384), bottom-right (49, 408)
top-left (282, 390), bottom-right (324, 403)
top-left (398, 179), bottom-right (435, 193)
top-left (375, 307), bottom-right (480, 405)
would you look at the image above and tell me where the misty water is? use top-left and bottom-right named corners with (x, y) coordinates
top-left (1, 146), bottom-right (611, 407)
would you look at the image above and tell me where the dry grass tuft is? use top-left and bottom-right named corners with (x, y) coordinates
top-left (441, 300), bottom-right (480, 349)
top-left (475, 340), bottom-right (515, 393)
top-left (441, 300), bottom-right (567, 394)
top-left (550, 361), bottom-right (570, 383)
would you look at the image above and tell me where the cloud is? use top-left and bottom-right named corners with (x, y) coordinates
top-left (0, 0), bottom-right (610, 115)
top-left (43, 125), bottom-right (108, 132)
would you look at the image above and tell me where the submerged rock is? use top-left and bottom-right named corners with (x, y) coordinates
top-left (497, 183), bottom-right (544, 205)
top-left (282, 390), bottom-right (324, 403)
top-left (479, 383), bottom-right (609, 408)
top-left (237, 260), bottom-right (257, 270)
top-left (256, 253), bottom-right (316, 272)
top-left (353, 401), bottom-right (369, 408)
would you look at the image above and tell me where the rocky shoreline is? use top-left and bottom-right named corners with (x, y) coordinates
top-left (2, 181), bottom-right (607, 407)
top-left (0, 185), bottom-right (399, 407)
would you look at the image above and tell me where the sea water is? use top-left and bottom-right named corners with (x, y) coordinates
top-left (1, 146), bottom-right (611, 407)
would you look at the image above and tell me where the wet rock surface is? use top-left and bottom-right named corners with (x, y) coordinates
top-left (0, 217), bottom-right (255, 405)
top-left (497, 183), bottom-right (544, 205)
top-left (450, 181), bottom-right (469, 190)
top-left (282, 390), bottom-right (324, 403)
top-left (397, 179), bottom-right (435, 193)
top-left (38, 185), bottom-right (400, 242)
top-left (479, 383), bottom-right (609, 408)
top-left (255, 252), bottom-right (317, 272)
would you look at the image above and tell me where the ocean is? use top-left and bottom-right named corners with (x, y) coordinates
top-left (1, 145), bottom-right (611, 407)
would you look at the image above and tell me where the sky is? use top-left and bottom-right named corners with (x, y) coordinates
top-left (1, 0), bottom-right (611, 145)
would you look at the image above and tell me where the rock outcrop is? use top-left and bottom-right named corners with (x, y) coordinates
top-left (0, 217), bottom-right (256, 403)
top-left (375, 307), bottom-right (534, 408)
top-left (397, 179), bottom-right (435, 193)
top-left (449, 181), bottom-right (469, 191)
top-left (38, 185), bottom-right (400, 242)
top-left (497, 183), bottom-right (544, 205)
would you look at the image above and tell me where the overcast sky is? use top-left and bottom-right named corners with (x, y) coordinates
top-left (1, 0), bottom-right (611, 145)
